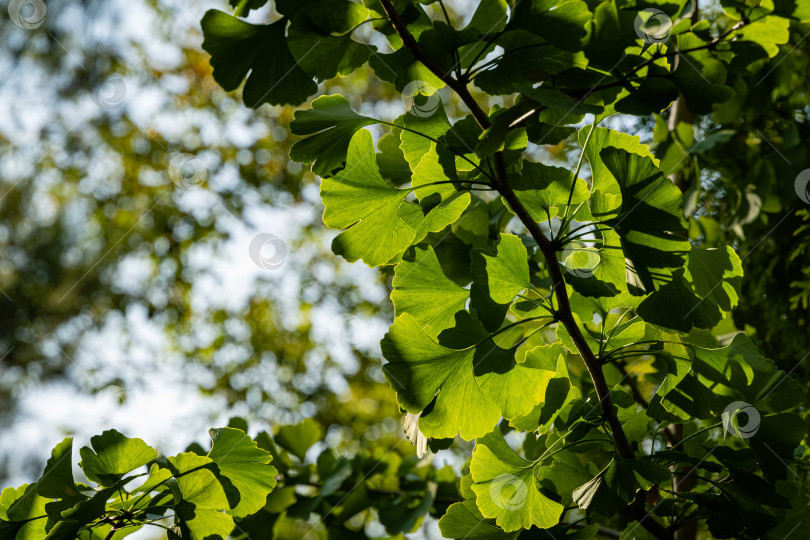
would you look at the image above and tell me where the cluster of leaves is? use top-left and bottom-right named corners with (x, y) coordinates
top-left (0, 419), bottom-right (464, 539)
top-left (1, 425), bottom-right (278, 539)
top-left (199, 0), bottom-right (810, 538)
top-left (645, 8), bottom-right (810, 366)
top-left (202, 0), bottom-right (808, 115)
top-left (9, 0), bottom-right (810, 539)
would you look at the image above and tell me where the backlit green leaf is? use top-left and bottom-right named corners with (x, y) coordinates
top-left (37, 438), bottom-right (77, 499)
top-left (290, 94), bottom-right (376, 176)
top-left (79, 430), bottom-right (158, 486)
top-left (391, 245), bottom-right (469, 339)
top-left (207, 428), bottom-right (278, 518)
top-left (476, 233), bottom-right (531, 305)
top-left (600, 147), bottom-right (690, 295)
top-left (168, 452), bottom-right (235, 539)
top-left (471, 430), bottom-right (565, 531)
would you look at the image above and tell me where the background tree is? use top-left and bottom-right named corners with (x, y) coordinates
top-left (0, 0), bottom-right (403, 484)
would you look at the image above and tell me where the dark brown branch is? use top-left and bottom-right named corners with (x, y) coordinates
top-left (376, 0), bottom-right (489, 126)
top-left (377, 3), bottom-right (674, 537)
top-left (379, 0), bottom-right (633, 458)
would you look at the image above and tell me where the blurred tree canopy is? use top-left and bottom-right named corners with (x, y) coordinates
top-left (0, 0), bottom-right (408, 480)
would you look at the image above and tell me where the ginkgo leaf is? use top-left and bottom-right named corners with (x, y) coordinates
top-left (579, 126), bottom-right (658, 216)
top-left (201, 12), bottom-right (317, 107)
top-left (439, 500), bottom-right (518, 539)
top-left (637, 270), bottom-right (721, 332)
top-left (275, 418), bottom-right (323, 461)
top-left (474, 338), bottom-right (566, 420)
top-left (0, 484), bottom-right (48, 539)
top-left (692, 332), bottom-right (773, 384)
top-left (78, 430), bottom-right (158, 486)
top-left (377, 132), bottom-right (411, 185)
top-left (509, 345), bottom-right (582, 432)
top-left (508, 0), bottom-right (592, 52)
top-left (297, 0), bottom-right (370, 34)
top-left (471, 430), bottom-right (565, 532)
top-left (573, 456), bottom-right (670, 515)
top-left (370, 46), bottom-right (447, 93)
top-left (134, 463), bottom-right (172, 494)
top-left (411, 141), bottom-right (458, 199)
top-left (520, 86), bottom-right (604, 116)
top-left (290, 94), bottom-right (376, 176)
top-left (207, 428), bottom-right (278, 518)
top-left (476, 233), bottom-right (532, 305)
top-left (600, 147), bottom-right (690, 295)
top-left (168, 452), bottom-right (235, 539)
top-left (391, 245), bottom-right (469, 339)
top-left (651, 339), bottom-right (694, 415)
top-left (382, 310), bottom-right (557, 440)
top-left (397, 191), bottom-right (472, 259)
top-left (748, 413), bottom-right (806, 481)
top-left (507, 162), bottom-right (589, 222)
top-left (684, 246), bottom-right (743, 313)
top-left (583, 0), bottom-right (637, 69)
top-left (321, 129), bottom-right (470, 267)
top-left (287, 14), bottom-right (372, 82)
top-left (381, 313), bottom-right (502, 440)
top-left (228, 0), bottom-right (266, 14)
top-left (568, 286), bottom-right (641, 317)
top-left (773, 0), bottom-right (810, 20)
top-left (37, 438), bottom-right (77, 499)
top-left (321, 130), bottom-right (415, 266)
top-left (469, 233), bottom-right (533, 332)
top-left (556, 315), bottom-right (646, 357)
top-left (638, 245), bottom-right (744, 331)
top-left (473, 30), bottom-right (590, 95)
top-left (416, 0), bottom-right (510, 76)
top-left (399, 100), bottom-right (452, 169)
top-left (562, 227), bottom-right (630, 299)
top-left (668, 33), bottom-right (734, 114)
top-left (616, 77), bottom-right (679, 115)
top-left (401, 141), bottom-right (475, 243)
top-left (48, 486), bottom-right (118, 539)
top-left (737, 15), bottom-right (790, 57)
top-left (365, 3), bottom-right (451, 89)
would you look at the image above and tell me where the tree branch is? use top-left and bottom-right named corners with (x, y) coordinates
top-left (376, 0), bottom-right (489, 126)
top-left (377, 0), bottom-right (632, 459)
top-left (376, 3), bottom-right (674, 538)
